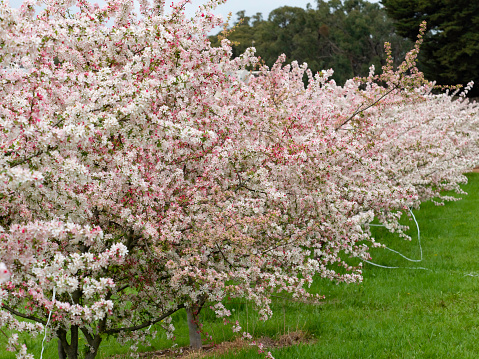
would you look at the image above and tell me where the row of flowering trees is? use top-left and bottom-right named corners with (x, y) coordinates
top-left (0, 0), bottom-right (478, 358)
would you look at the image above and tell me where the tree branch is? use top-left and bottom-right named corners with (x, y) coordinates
top-left (2, 305), bottom-right (47, 325)
top-left (105, 305), bottom-right (185, 334)
top-left (335, 84), bottom-right (399, 131)
top-left (6, 145), bottom-right (58, 167)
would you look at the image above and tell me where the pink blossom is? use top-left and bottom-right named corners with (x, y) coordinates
top-left (0, 2), bottom-right (477, 358)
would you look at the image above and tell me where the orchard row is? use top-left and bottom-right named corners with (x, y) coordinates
top-left (0, 0), bottom-right (477, 358)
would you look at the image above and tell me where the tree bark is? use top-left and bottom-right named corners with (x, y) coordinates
top-left (186, 306), bottom-right (202, 350)
top-left (57, 328), bottom-right (78, 359)
top-left (58, 339), bottom-right (67, 359)
top-left (81, 320), bottom-right (105, 359)
top-left (83, 335), bottom-right (102, 359)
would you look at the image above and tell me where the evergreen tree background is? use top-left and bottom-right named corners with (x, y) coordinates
top-left (210, 0), bottom-right (412, 85)
top-left (210, 0), bottom-right (478, 97)
top-left (381, 0), bottom-right (479, 97)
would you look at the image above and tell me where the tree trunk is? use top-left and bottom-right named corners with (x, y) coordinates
top-left (58, 339), bottom-right (67, 359)
top-left (84, 335), bottom-right (102, 359)
top-left (186, 306), bottom-right (202, 350)
top-left (57, 328), bottom-right (78, 359)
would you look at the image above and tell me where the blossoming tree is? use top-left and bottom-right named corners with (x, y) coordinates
top-left (0, 0), bottom-right (478, 358)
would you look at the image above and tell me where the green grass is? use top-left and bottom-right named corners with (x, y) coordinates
top-left (3, 173), bottom-right (479, 358)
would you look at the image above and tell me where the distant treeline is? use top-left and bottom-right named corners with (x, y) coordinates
top-left (210, 0), bottom-right (412, 85)
top-left (210, 0), bottom-right (479, 97)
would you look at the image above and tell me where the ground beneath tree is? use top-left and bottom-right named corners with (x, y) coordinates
top-left (111, 331), bottom-right (314, 358)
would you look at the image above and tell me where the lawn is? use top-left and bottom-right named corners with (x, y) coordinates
top-left (3, 173), bottom-right (479, 359)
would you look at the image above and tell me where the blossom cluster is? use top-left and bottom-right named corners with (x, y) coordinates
top-left (0, 0), bottom-right (478, 357)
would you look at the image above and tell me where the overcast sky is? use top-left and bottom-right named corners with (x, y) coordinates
top-left (183, 0), bottom-right (323, 19)
top-left (189, 0), bottom-right (381, 20)
top-left (8, 0), bottom-right (382, 20)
